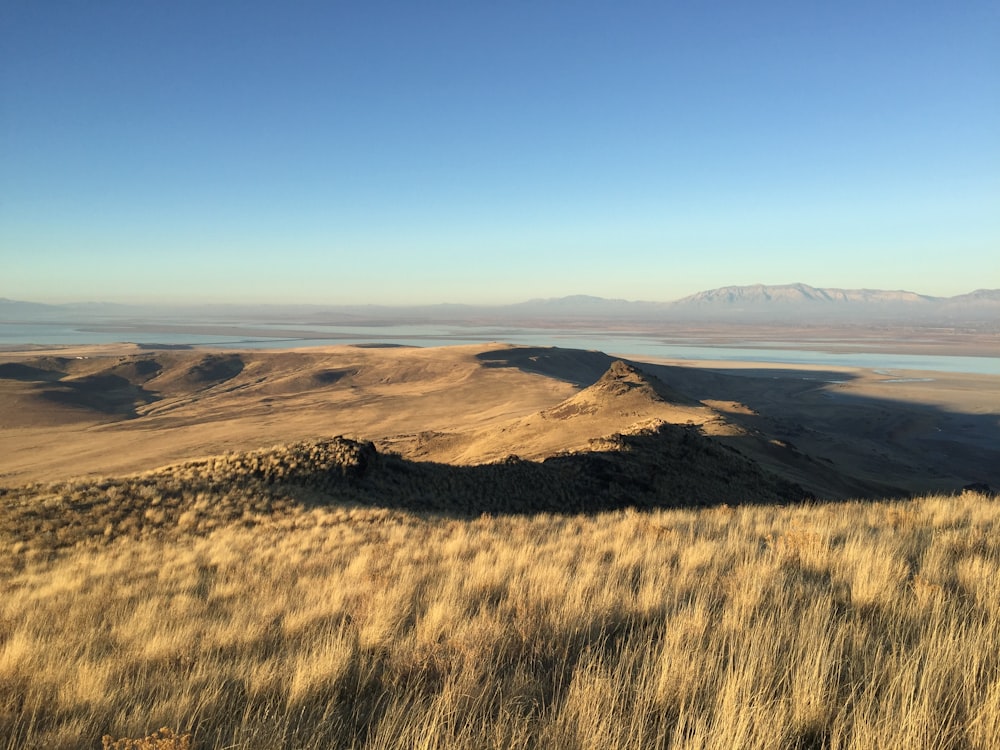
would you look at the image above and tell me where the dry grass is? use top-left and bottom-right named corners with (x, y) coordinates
top-left (2, 486), bottom-right (999, 748)
top-left (0, 431), bottom-right (806, 578)
top-left (102, 727), bottom-right (193, 749)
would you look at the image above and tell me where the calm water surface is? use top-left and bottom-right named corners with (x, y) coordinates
top-left (2, 322), bottom-right (999, 375)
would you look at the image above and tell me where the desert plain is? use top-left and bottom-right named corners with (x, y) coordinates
top-left (2, 339), bottom-right (1000, 748)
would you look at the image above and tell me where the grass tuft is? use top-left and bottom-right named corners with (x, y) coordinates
top-left (102, 727), bottom-right (193, 750)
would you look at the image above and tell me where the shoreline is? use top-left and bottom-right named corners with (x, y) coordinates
top-left (2, 319), bottom-right (998, 357)
top-left (2, 335), bottom-right (999, 375)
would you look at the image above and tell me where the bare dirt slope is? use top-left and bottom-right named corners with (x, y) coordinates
top-left (381, 360), bottom-right (733, 465)
top-left (0, 344), bottom-right (574, 484)
top-left (1, 343), bottom-right (997, 500)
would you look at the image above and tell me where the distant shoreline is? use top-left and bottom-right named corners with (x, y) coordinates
top-left (2, 321), bottom-right (999, 374)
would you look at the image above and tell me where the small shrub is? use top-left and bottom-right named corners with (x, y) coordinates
top-left (101, 727), bottom-right (193, 750)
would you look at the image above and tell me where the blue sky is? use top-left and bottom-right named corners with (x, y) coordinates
top-left (2, 1), bottom-right (998, 304)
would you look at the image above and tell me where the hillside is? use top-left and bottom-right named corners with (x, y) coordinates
top-left (2, 343), bottom-right (998, 500)
top-left (2, 343), bottom-right (1000, 748)
top-left (3, 476), bottom-right (999, 748)
top-left (0, 428), bottom-right (810, 567)
top-left (383, 359), bottom-right (719, 465)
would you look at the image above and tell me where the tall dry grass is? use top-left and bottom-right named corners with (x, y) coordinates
top-left (2, 491), bottom-right (999, 748)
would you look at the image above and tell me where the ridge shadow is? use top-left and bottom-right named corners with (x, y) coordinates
top-left (1, 430), bottom-right (811, 553)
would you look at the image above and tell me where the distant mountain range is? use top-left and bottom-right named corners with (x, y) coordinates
top-left (674, 283), bottom-right (935, 306)
top-left (513, 284), bottom-right (1000, 323)
top-left (666, 283), bottom-right (1000, 322)
top-left (3, 283), bottom-right (1000, 326)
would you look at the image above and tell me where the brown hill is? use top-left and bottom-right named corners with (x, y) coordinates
top-left (544, 359), bottom-right (697, 416)
top-left (0, 344), bottom-right (577, 482)
top-left (2, 342), bottom-right (997, 500)
top-left (383, 360), bottom-right (731, 464)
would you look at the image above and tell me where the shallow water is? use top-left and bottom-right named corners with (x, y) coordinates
top-left (2, 322), bottom-right (999, 375)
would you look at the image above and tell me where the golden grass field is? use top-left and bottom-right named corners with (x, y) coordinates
top-left (3, 489), bottom-right (999, 748)
top-left (1, 343), bottom-right (999, 748)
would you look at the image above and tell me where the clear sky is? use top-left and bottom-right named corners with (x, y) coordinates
top-left (2, 1), bottom-right (998, 305)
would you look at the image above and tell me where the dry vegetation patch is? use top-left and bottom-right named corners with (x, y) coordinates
top-left (102, 727), bottom-right (193, 750)
top-left (2, 485), bottom-right (999, 748)
top-left (0, 428), bottom-right (809, 573)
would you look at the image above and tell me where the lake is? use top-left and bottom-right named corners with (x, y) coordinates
top-left (2, 321), bottom-right (1000, 375)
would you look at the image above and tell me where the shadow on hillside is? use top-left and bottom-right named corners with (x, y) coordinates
top-left (478, 346), bottom-right (1000, 499)
top-left (355, 428), bottom-right (809, 514)
top-left (477, 345), bottom-right (861, 391)
top-left (185, 404), bottom-right (996, 519)
top-left (186, 353), bottom-right (245, 384)
top-left (0, 362), bottom-right (66, 382)
top-left (635, 362), bottom-right (999, 498)
top-left (5, 419), bottom-right (997, 554)
top-left (475, 347), bottom-right (619, 386)
top-left (0, 428), bottom-right (817, 554)
top-left (38, 374), bottom-right (161, 417)
top-left (243, 427), bottom-right (818, 513)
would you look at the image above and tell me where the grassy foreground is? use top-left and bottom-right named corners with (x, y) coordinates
top-left (3, 491), bottom-right (1000, 749)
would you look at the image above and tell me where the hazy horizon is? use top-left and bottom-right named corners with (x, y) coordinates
top-left (3, 281), bottom-right (999, 309)
top-left (3, 2), bottom-right (997, 305)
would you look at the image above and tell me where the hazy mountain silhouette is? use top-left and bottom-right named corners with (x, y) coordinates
top-left (3, 284), bottom-right (997, 326)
